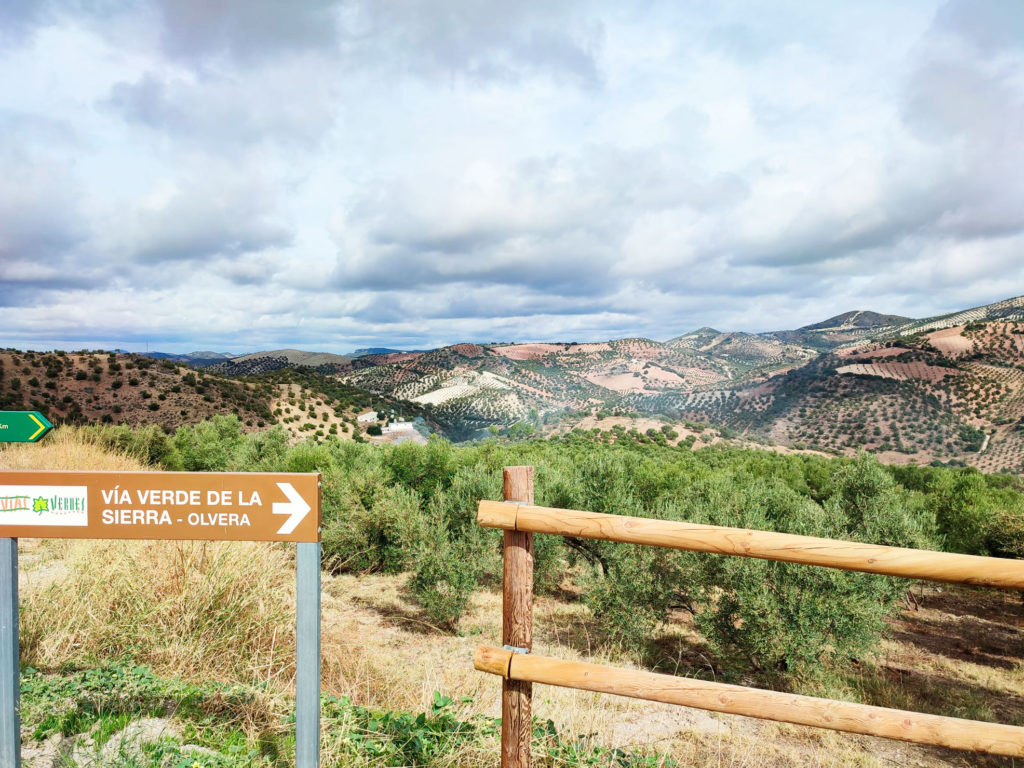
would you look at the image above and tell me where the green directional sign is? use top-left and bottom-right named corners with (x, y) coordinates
top-left (0, 411), bottom-right (54, 443)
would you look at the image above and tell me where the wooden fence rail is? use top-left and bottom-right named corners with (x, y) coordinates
top-left (478, 499), bottom-right (1024, 590)
top-left (474, 646), bottom-right (1024, 758)
top-left (477, 467), bottom-right (1024, 768)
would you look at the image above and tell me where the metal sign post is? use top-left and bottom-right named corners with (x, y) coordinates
top-left (1, 538), bottom-right (19, 768)
top-left (0, 470), bottom-right (323, 767)
top-left (296, 541), bottom-right (321, 768)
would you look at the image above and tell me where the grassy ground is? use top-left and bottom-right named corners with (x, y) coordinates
top-left (4, 430), bottom-right (1024, 766)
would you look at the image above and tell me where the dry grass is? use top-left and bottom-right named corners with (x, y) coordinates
top-left (20, 538), bottom-right (296, 686)
top-left (316, 574), bottom-right (946, 767)
top-left (0, 426), bottom-right (148, 472)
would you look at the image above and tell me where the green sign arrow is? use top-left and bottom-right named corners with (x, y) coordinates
top-left (0, 411), bottom-right (54, 442)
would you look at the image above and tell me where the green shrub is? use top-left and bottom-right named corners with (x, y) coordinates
top-left (230, 426), bottom-right (290, 471)
top-left (172, 414), bottom-right (245, 471)
top-left (383, 437), bottom-right (455, 498)
top-left (410, 519), bottom-right (478, 630)
top-left (984, 508), bottom-right (1024, 558)
top-left (584, 541), bottom-right (684, 650)
top-left (87, 423), bottom-right (178, 467)
top-left (593, 456), bottom-right (932, 680)
top-left (323, 485), bottom-right (425, 573)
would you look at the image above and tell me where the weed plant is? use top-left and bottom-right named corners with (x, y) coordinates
top-left (22, 664), bottom-right (670, 767)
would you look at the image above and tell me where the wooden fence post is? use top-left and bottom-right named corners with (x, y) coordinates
top-left (502, 466), bottom-right (534, 768)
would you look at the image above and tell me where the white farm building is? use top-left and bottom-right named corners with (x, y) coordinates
top-left (357, 410), bottom-right (379, 423)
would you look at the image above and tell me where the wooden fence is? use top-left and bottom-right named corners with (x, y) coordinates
top-left (474, 465), bottom-right (1024, 767)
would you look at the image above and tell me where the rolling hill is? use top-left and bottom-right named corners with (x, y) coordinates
top-left (0, 349), bottom-right (275, 430)
top-left (629, 299), bottom-right (1024, 473)
top-left (7, 295), bottom-right (1024, 473)
top-left (768, 310), bottom-right (915, 349)
top-left (746, 317), bottom-right (1024, 473)
top-left (0, 349), bottom-right (421, 445)
top-left (331, 295), bottom-right (1024, 470)
top-left (338, 337), bottom-right (780, 439)
top-left (206, 349), bottom-right (352, 376)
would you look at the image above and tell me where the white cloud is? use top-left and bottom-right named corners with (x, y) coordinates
top-left (1, 0), bottom-right (1023, 352)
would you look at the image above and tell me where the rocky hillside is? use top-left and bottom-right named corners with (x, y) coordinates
top-left (0, 349), bottom-right (419, 444)
top-left (0, 349), bottom-right (275, 429)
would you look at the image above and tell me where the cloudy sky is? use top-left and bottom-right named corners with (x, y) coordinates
top-left (1, 1), bottom-right (1023, 353)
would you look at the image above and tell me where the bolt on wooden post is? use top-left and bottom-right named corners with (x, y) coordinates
top-left (502, 466), bottom-right (534, 768)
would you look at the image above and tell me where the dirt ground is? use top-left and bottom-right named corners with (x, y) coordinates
top-left (318, 572), bottom-right (1024, 767)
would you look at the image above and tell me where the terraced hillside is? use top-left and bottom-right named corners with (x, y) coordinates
top-left (667, 328), bottom-right (816, 378)
top-left (206, 349), bottom-right (352, 376)
top-left (339, 336), bottom-right (802, 439)
top-left (718, 320), bottom-right (1024, 473)
top-left (334, 296), bottom-right (1024, 463)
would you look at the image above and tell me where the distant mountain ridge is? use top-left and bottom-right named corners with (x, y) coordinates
top-left (144, 297), bottom-right (1023, 379)
top-left (797, 310), bottom-right (914, 332)
top-left (206, 349), bottom-right (352, 377)
top-left (878, 295), bottom-right (1024, 339)
top-left (146, 350), bottom-right (236, 365)
top-left (350, 347), bottom-right (426, 357)
top-left (765, 310), bottom-right (913, 351)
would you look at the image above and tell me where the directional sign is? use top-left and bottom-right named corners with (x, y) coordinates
top-left (0, 471), bottom-right (320, 542)
top-left (0, 412), bottom-right (53, 443)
